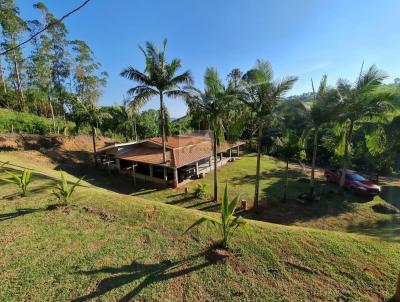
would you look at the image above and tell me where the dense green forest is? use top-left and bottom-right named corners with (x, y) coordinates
top-left (0, 0), bottom-right (399, 180)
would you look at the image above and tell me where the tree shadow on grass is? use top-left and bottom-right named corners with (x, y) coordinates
top-left (380, 185), bottom-right (400, 209)
top-left (229, 168), bottom-right (305, 186)
top-left (347, 215), bottom-right (400, 242)
top-left (243, 176), bottom-right (373, 226)
top-left (166, 194), bottom-right (195, 205)
top-left (0, 208), bottom-right (44, 222)
top-left (73, 252), bottom-right (211, 302)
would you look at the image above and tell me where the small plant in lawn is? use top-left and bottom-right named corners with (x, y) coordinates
top-left (186, 184), bottom-right (249, 250)
top-left (194, 183), bottom-right (207, 199)
top-left (0, 169), bottom-right (32, 196)
top-left (52, 171), bottom-right (84, 204)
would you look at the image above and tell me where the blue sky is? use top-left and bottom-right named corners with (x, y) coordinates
top-left (18, 0), bottom-right (400, 117)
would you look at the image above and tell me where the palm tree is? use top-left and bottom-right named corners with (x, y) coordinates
top-left (308, 75), bottom-right (339, 196)
top-left (336, 64), bottom-right (394, 189)
top-left (185, 68), bottom-right (237, 201)
top-left (240, 60), bottom-right (297, 210)
top-left (114, 98), bottom-right (138, 142)
top-left (71, 98), bottom-right (110, 165)
top-left (274, 130), bottom-right (306, 201)
top-left (120, 39), bottom-right (193, 171)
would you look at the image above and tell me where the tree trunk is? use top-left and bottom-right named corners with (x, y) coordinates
top-left (213, 132), bottom-right (218, 202)
top-left (92, 126), bottom-right (98, 166)
top-left (0, 55), bottom-right (7, 95)
top-left (134, 121), bottom-right (138, 141)
top-left (160, 93), bottom-right (167, 164)
top-left (394, 272), bottom-right (400, 302)
top-left (254, 122), bottom-right (263, 210)
top-left (48, 95), bottom-right (56, 133)
top-left (284, 160), bottom-right (289, 201)
top-left (12, 49), bottom-right (24, 110)
top-left (339, 121), bottom-right (354, 189)
top-left (310, 127), bottom-right (319, 196)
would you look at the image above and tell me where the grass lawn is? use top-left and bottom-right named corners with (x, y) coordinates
top-left (0, 150), bottom-right (400, 301)
top-left (129, 154), bottom-right (400, 241)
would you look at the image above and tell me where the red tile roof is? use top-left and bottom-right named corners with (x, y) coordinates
top-left (148, 135), bottom-right (211, 149)
top-left (116, 135), bottom-right (244, 168)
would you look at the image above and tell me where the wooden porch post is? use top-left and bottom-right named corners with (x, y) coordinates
top-left (149, 164), bottom-right (153, 178)
top-left (163, 167), bottom-right (168, 182)
top-left (229, 149), bottom-right (232, 160)
top-left (195, 162), bottom-right (199, 177)
top-left (174, 168), bottom-right (178, 183)
top-left (132, 163), bottom-right (137, 188)
top-left (237, 145), bottom-right (240, 157)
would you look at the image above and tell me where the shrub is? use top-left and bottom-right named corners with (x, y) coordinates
top-left (0, 109), bottom-right (76, 135)
top-left (194, 183), bottom-right (207, 199)
top-left (52, 171), bottom-right (84, 204)
top-left (185, 184), bottom-right (249, 249)
top-left (0, 169), bottom-right (32, 196)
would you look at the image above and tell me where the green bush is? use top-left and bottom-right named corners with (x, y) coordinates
top-left (194, 183), bottom-right (207, 199)
top-left (0, 109), bottom-right (75, 135)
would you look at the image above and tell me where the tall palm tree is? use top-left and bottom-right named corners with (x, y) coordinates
top-left (185, 68), bottom-right (237, 201)
top-left (120, 39), bottom-right (193, 170)
top-left (336, 64), bottom-right (394, 189)
top-left (308, 75), bottom-right (339, 196)
top-left (240, 60), bottom-right (297, 210)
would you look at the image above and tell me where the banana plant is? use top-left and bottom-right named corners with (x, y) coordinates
top-left (185, 184), bottom-right (249, 249)
top-left (0, 169), bottom-right (32, 196)
top-left (52, 171), bottom-right (84, 204)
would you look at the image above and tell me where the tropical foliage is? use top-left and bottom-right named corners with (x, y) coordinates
top-left (52, 171), bottom-right (84, 204)
top-left (240, 60), bottom-right (297, 209)
top-left (185, 184), bottom-right (248, 249)
top-left (0, 168), bottom-right (32, 196)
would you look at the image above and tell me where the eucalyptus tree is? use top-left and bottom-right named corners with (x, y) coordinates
top-left (0, 0), bottom-right (27, 109)
top-left (70, 40), bottom-right (107, 164)
top-left (120, 39), bottom-right (193, 167)
top-left (71, 40), bottom-right (108, 103)
top-left (26, 19), bottom-right (51, 116)
top-left (32, 2), bottom-right (71, 118)
top-left (240, 60), bottom-right (297, 210)
top-left (185, 68), bottom-right (237, 201)
top-left (336, 64), bottom-right (395, 189)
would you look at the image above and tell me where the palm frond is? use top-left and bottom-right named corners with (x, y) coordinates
top-left (170, 70), bottom-right (193, 86)
top-left (120, 67), bottom-right (151, 85)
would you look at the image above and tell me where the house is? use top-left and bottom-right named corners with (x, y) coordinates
top-left (97, 134), bottom-right (245, 188)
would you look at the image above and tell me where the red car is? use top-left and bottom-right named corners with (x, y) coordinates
top-left (324, 169), bottom-right (381, 196)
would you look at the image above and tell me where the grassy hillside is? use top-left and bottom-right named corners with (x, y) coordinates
top-left (0, 150), bottom-right (399, 301)
top-left (130, 154), bottom-right (400, 240)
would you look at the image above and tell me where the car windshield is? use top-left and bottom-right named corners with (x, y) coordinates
top-left (347, 173), bottom-right (366, 182)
